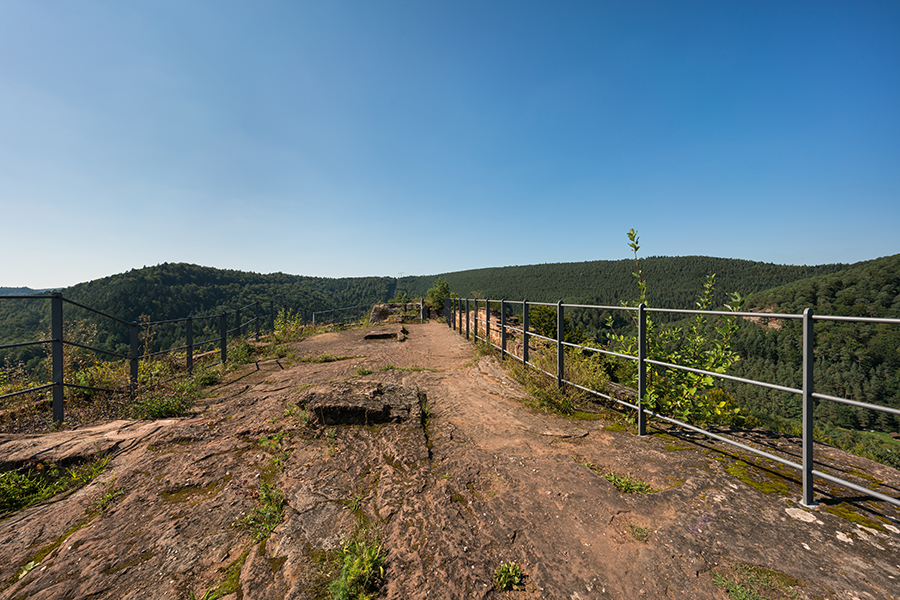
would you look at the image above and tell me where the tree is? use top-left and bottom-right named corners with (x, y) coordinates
top-left (425, 278), bottom-right (450, 312)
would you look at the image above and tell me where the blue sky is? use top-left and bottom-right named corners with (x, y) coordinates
top-left (1, 1), bottom-right (898, 288)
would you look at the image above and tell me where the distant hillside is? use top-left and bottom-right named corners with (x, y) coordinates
top-left (0, 287), bottom-right (56, 296)
top-left (397, 256), bottom-right (849, 309)
top-left (724, 254), bottom-right (900, 438)
top-left (0, 263), bottom-right (400, 370)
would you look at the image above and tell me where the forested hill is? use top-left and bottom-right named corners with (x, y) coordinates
top-left (0, 263), bottom-right (398, 367)
top-left (0, 287), bottom-right (55, 296)
top-left (396, 256), bottom-right (849, 309)
top-left (742, 253), bottom-right (900, 317)
top-left (723, 254), bottom-right (900, 441)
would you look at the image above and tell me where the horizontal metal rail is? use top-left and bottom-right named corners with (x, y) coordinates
top-left (62, 297), bottom-right (133, 326)
top-left (645, 357), bottom-right (803, 395)
top-left (812, 391), bottom-right (900, 417)
top-left (0, 339), bottom-right (53, 351)
top-left (813, 314), bottom-right (900, 325)
top-left (63, 339), bottom-right (128, 360)
top-left (0, 383), bottom-right (54, 401)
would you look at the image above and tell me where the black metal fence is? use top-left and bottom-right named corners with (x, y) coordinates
top-left (0, 294), bottom-right (278, 423)
top-left (445, 296), bottom-right (900, 509)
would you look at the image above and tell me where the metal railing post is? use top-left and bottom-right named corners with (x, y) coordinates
top-left (236, 308), bottom-right (242, 340)
top-left (130, 322), bottom-right (139, 398)
top-left (255, 302), bottom-right (260, 341)
top-left (51, 293), bottom-right (64, 424)
top-left (802, 308), bottom-right (817, 506)
top-left (220, 313), bottom-right (227, 364)
top-left (637, 303), bottom-right (648, 436)
top-left (523, 300), bottom-right (529, 366)
top-left (465, 298), bottom-right (470, 340)
top-left (557, 300), bottom-right (564, 389)
top-left (186, 317), bottom-right (194, 373)
top-left (501, 299), bottom-right (507, 359)
top-left (486, 300), bottom-right (491, 346)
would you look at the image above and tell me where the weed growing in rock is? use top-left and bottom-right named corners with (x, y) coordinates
top-left (240, 482), bottom-right (285, 541)
top-left (0, 454), bottom-right (110, 515)
top-left (93, 479), bottom-right (124, 513)
top-left (328, 534), bottom-right (385, 600)
top-left (628, 524), bottom-right (651, 542)
top-left (712, 562), bottom-right (802, 600)
top-left (604, 472), bottom-right (655, 494)
top-left (493, 561), bottom-right (524, 591)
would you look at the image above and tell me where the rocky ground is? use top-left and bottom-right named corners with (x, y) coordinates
top-left (1, 321), bottom-right (899, 599)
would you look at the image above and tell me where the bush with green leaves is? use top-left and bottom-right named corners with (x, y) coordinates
top-left (606, 229), bottom-right (746, 426)
top-left (425, 277), bottom-right (450, 313)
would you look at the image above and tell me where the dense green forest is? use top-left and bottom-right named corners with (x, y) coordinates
top-left (395, 256), bottom-right (847, 309)
top-left (724, 254), bottom-right (900, 434)
top-left (0, 263), bottom-right (400, 371)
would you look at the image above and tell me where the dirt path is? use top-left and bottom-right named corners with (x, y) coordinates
top-left (1, 322), bottom-right (899, 599)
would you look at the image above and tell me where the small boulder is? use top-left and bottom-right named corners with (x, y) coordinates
top-left (302, 382), bottom-right (423, 426)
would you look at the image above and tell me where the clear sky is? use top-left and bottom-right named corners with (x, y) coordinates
top-left (1, 1), bottom-right (898, 289)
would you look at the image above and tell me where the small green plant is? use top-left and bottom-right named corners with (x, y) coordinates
top-left (712, 562), bottom-right (803, 600)
top-left (328, 535), bottom-right (385, 600)
top-left (628, 524), bottom-right (651, 542)
top-left (240, 482), bottom-right (285, 541)
top-left (93, 479), bottom-right (124, 513)
top-left (227, 339), bottom-right (256, 368)
top-left (354, 367), bottom-right (374, 377)
top-left (493, 561), bottom-right (524, 591)
top-left (604, 471), bottom-right (655, 494)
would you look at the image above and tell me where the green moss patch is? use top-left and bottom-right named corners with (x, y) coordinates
top-left (725, 461), bottom-right (790, 496)
top-left (822, 501), bottom-right (885, 531)
top-left (160, 476), bottom-right (232, 504)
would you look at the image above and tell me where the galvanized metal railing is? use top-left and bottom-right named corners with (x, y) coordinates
top-left (0, 294), bottom-right (283, 423)
top-left (445, 296), bottom-right (900, 508)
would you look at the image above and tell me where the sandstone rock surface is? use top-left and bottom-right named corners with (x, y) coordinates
top-left (1, 322), bottom-right (898, 599)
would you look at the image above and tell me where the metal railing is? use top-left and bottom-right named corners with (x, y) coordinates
top-left (445, 296), bottom-right (900, 508)
top-left (0, 294), bottom-right (281, 423)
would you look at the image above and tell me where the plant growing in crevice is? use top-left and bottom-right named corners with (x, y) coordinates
top-left (493, 561), bottom-right (524, 591)
top-left (239, 482), bottom-right (285, 541)
top-left (328, 533), bottom-right (385, 600)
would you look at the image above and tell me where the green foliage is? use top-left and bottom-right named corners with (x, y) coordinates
top-left (274, 308), bottom-right (308, 343)
top-left (0, 455), bottom-right (110, 515)
top-left (604, 471), bottom-right (655, 494)
top-left (725, 253), bottom-right (900, 437)
top-left (328, 535), bottom-right (385, 600)
top-left (527, 305), bottom-right (584, 343)
top-left (240, 482), bottom-right (285, 541)
top-left (424, 277), bottom-right (450, 312)
top-left (493, 562), bottom-right (524, 591)
top-left (628, 524), bottom-right (651, 542)
top-left (606, 230), bottom-right (746, 427)
top-left (712, 562), bottom-right (802, 600)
